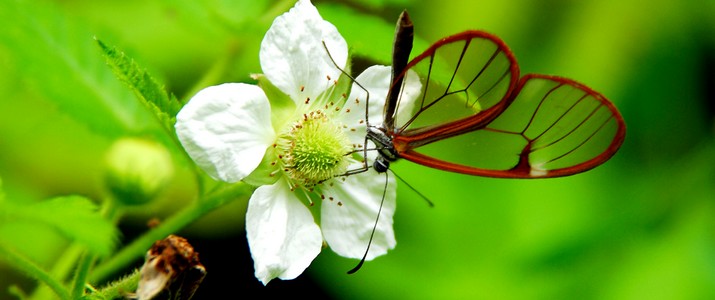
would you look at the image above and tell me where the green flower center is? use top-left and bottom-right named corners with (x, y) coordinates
top-left (277, 110), bottom-right (351, 187)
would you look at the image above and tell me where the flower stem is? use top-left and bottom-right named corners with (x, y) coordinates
top-left (70, 198), bottom-right (122, 298)
top-left (84, 268), bottom-right (141, 300)
top-left (88, 182), bottom-right (252, 284)
top-left (70, 252), bottom-right (94, 298)
top-left (0, 244), bottom-right (71, 300)
top-left (27, 244), bottom-right (83, 300)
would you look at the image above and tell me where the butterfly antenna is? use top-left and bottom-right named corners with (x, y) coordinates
top-left (391, 170), bottom-right (434, 207)
top-left (321, 41), bottom-right (370, 118)
top-left (322, 40), bottom-right (376, 176)
top-left (347, 171), bottom-right (390, 274)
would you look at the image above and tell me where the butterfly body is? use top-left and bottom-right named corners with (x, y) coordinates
top-left (366, 126), bottom-right (398, 173)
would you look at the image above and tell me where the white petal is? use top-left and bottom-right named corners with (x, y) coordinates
top-left (339, 66), bottom-right (389, 169)
top-left (321, 171), bottom-right (396, 260)
top-left (338, 66), bottom-right (423, 168)
top-left (342, 66), bottom-right (423, 131)
top-left (260, 0), bottom-right (348, 103)
top-left (340, 65), bottom-right (391, 144)
top-left (175, 83), bottom-right (275, 183)
top-left (246, 180), bottom-right (323, 285)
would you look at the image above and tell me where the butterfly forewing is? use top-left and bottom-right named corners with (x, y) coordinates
top-left (395, 74), bottom-right (626, 178)
top-left (391, 31), bottom-right (519, 136)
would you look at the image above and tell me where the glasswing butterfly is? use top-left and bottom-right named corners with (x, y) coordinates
top-left (364, 11), bottom-right (626, 179)
top-left (343, 10), bottom-right (625, 273)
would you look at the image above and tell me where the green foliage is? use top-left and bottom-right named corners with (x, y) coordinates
top-left (0, 0), bottom-right (714, 299)
top-left (0, 0), bottom-right (155, 138)
top-left (0, 196), bottom-right (117, 257)
top-left (96, 39), bottom-right (183, 136)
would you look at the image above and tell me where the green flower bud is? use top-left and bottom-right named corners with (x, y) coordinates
top-left (104, 137), bottom-right (173, 205)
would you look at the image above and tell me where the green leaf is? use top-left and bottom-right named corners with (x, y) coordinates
top-left (0, 196), bottom-right (118, 257)
top-left (96, 38), bottom-right (183, 136)
top-left (0, 0), bottom-right (156, 137)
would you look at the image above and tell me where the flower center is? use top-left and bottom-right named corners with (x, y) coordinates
top-left (277, 110), bottom-right (351, 187)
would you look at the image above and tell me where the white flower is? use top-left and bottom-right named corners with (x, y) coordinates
top-left (175, 0), bottom-right (420, 285)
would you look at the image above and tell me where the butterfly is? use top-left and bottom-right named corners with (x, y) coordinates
top-left (341, 10), bottom-right (625, 274)
top-left (338, 11), bottom-right (626, 274)
top-left (362, 11), bottom-right (626, 179)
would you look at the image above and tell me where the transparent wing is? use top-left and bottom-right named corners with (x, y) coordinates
top-left (388, 31), bottom-right (520, 136)
top-left (394, 74), bottom-right (626, 178)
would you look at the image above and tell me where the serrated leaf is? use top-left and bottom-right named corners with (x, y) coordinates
top-left (0, 196), bottom-right (118, 257)
top-left (96, 38), bottom-right (183, 136)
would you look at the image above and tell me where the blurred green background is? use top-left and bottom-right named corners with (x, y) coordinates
top-left (1, 0), bottom-right (714, 299)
